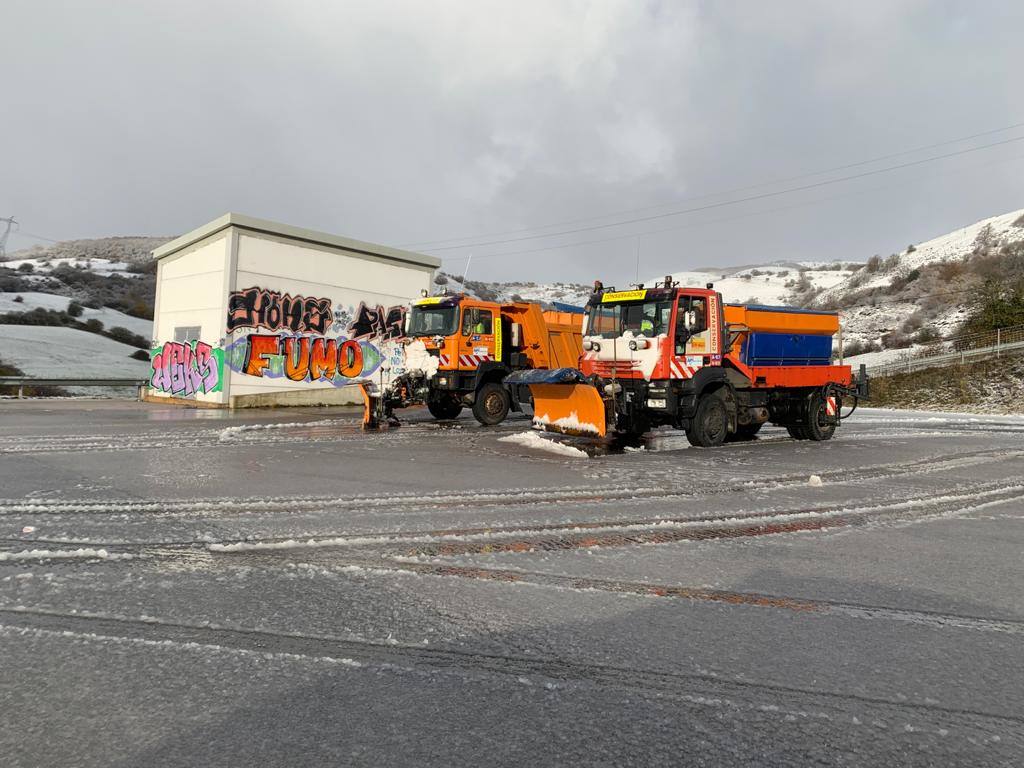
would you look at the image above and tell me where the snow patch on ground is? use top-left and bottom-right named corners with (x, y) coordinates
top-left (498, 431), bottom-right (589, 458)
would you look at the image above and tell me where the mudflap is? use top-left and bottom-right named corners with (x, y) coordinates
top-left (358, 383), bottom-right (379, 431)
top-left (505, 369), bottom-right (608, 438)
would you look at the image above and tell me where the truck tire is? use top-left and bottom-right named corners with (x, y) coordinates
top-left (786, 426), bottom-right (809, 440)
top-left (427, 396), bottom-right (462, 420)
top-left (804, 391), bottom-right (836, 441)
top-left (472, 382), bottom-right (510, 426)
top-left (686, 393), bottom-right (729, 448)
top-left (727, 423), bottom-right (763, 442)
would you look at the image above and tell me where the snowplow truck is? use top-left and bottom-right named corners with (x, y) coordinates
top-left (360, 294), bottom-right (584, 428)
top-left (506, 278), bottom-right (868, 446)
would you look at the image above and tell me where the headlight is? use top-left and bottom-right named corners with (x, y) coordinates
top-left (583, 340), bottom-right (594, 351)
top-left (628, 338), bottom-right (650, 351)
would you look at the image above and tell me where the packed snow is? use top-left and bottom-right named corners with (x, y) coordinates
top-left (498, 431), bottom-right (589, 458)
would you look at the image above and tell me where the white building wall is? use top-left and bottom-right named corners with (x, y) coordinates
top-left (226, 231), bottom-right (433, 399)
top-left (148, 214), bottom-right (438, 407)
top-left (149, 234), bottom-right (230, 404)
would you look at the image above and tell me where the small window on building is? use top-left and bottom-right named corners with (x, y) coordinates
top-left (174, 326), bottom-right (202, 343)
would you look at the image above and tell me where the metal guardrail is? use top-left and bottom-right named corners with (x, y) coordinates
top-left (866, 324), bottom-right (1024, 378)
top-left (0, 377), bottom-right (148, 398)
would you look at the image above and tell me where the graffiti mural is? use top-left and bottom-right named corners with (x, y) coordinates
top-left (224, 334), bottom-right (394, 386)
top-left (221, 285), bottom-right (410, 390)
top-left (347, 302), bottom-right (406, 341)
top-left (227, 286), bottom-right (333, 334)
top-left (150, 341), bottom-right (224, 396)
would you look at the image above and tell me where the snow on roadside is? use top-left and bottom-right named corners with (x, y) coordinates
top-left (0, 548), bottom-right (133, 562)
top-left (218, 419), bottom-right (347, 441)
top-left (498, 431), bottom-right (589, 458)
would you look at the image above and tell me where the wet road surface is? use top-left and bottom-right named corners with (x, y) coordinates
top-left (2, 399), bottom-right (1023, 766)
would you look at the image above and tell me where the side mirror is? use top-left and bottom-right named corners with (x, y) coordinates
top-left (687, 310), bottom-right (697, 329)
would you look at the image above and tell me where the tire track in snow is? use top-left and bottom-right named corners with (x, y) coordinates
top-left (3, 446), bottom-right (1022, 520)
top-left (2, 607), bottom-right (1021, 733)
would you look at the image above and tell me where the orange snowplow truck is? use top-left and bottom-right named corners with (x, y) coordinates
top-left (360, 294), bottom-right (583, 428)
top-left (506, 278), bottom-right (868, 446)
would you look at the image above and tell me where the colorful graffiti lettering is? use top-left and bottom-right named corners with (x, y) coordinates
top-left (150, 341), bottom-right (224, 396)
top-left (227, 286), bottom-right (333, 334)
top-left (225, 334), bottom-right (388, 385)
top-left (347, 302), bottom-right (406, 341)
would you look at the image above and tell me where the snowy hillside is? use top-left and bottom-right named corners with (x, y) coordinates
top-left (3, 236), bottom-right (170, 271)
top-left (0, 292), bottom-right (152, 338)
top-left (814, 207), bottom-right (1024, 351)
top-left (0, 326), bottom-right (150, 379)
top-left (817, 208), bottom-right (1024, 305)
top-left (647, 262), bottom-right (860, 306)
top-left (434, 273), bottom-right (593, 307)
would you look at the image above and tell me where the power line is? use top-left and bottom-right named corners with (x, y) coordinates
top-left (402, 119), bottom-right (1024, 249)
top-left (16, 230), bottom-right (60, 244)
top-left (439, 149), bottom-right (1024, 264)
top-left (422, 134), bottom-right (1024, 254)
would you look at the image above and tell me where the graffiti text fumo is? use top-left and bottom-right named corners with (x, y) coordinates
top-left (150, 341), bottom-right (223, 396)
top-left (227, 286), bottom-right (333, 334)
top-left (240, 334), bottom-right (368, 382)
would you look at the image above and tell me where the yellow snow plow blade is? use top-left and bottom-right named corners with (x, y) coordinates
top-left (528, 382), bottom-right (607, 438)
top-left (358, 383), bottom-right (379, 430)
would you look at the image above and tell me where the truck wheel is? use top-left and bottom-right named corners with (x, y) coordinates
top-left (472, 382), bottom-right (510, 426)
top-left (686, 393), bottom-right (729, 448)
top-left (427, 396), bottom-right (462, 420)
top-left (727, 423), bottom-right (763, 442)
top-left (786, 426), bottom-right (809, 440)
top-left (804, 392), bottom-right (836, 441)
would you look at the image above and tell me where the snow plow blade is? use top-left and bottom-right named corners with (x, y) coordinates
top-left (358, 383), bottom-right (378, 430)
top-left (505, 368), bottom-right (607, 438)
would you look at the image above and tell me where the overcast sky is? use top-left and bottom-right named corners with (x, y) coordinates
top-left (2, 1), bottom-right (1022, 283)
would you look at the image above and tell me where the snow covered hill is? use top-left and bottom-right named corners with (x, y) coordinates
top-left (817, 208), bottom-right (1024, 305)
top-left (815, 207), bottom-right (1024, 352)
top-left (0, 292), bottom-right (152, 338)
top-left (3, 236), bottom-right (171, 272)
top-left (647, 262), bottom-right (860, 306)
top-left (0, 326), bottom-right (150, 381)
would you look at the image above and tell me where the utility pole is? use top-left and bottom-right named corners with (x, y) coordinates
top-left (0, 216), bottom-right (17, 259)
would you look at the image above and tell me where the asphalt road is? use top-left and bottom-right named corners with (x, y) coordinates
top-left (2, 399), bottom-right (1023, 767)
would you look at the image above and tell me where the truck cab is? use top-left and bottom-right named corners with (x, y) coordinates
top-left (362, 294), bottom-right (584, 428)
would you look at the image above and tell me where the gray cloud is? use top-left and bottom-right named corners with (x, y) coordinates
top-left (2, 1), bottom-right (1022, 284)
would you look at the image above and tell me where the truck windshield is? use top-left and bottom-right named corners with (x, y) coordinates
top-left (407, 305), bottom-right (459, 337)
top-left (587, 300), bottom-right (673, 338)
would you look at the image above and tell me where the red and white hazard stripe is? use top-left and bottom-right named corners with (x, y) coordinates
top-left (825, 395), bottom-right (838, 416)
top-left (437, 354), bottom-right (450, 367)
top-left (458, 354), bottom-right (491, 367)
top-left (668, 356), bottom-right (700, 380)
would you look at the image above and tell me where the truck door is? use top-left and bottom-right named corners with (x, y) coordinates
top-left (676, 296), bottom-right (711, 357)
top-left (459, 303), bottom-right (497, 367)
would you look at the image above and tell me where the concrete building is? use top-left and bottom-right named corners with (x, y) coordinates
top-left (147, 213), bottom-right (439, 407)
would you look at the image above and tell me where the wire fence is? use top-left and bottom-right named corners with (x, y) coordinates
top-left (866, 323), bottom-right (1024, 378)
